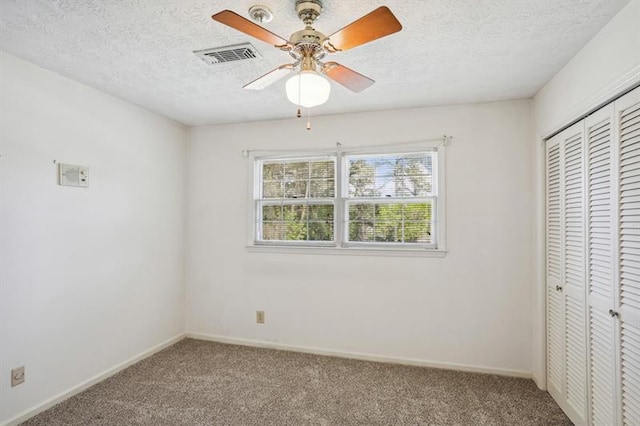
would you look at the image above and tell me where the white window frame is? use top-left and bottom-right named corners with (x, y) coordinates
top-left (246, 141), bottom-right (447, 257)
top-left (254, 154), bottom-right (337, 247)
top-left (340, 148), bottom-right (438, 249)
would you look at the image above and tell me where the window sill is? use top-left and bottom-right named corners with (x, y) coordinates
top-left (245, 245), bottom-right (447, 258)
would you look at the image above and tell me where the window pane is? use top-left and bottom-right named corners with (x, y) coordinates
top-left (349, 221), bottom-right (374, 242)
top-left (404, 221), bottom-right (431, 242)
top-left (347, 152), bottom-right (434, 197)
top-left (347, 202), bottom-right (432, 244)
top-left (349, 203), bottom-right (374, 220)
top-left (262, 222), bottom-right (284, 240)
top-left (285, 180), bottom-right (308, 198)
top-left (310, 179), bottom-right (335, 197)
top-left (285, 161), bottom-right (310, 178)
top-left (260, 158), bottom-right (335, 200)
top-left (402, 155), bottom-right (433, 196)
top-left (310, 160), bottom-right (334, 178)
top-left (285, 221), bottom-right (307, 240)
top-left (283, 204), bottom-right (305, 221)
top-left (263, 181), bottom-right (284, 198)
top-left (405, 202), bottom-right (430, 221)
top-left (375, 203), bottom-right (402, 220)
top-left (348, 159), bottom-right (376, 197)
top-left (375, 221), bottom-right (402, 242)
top-left (262, 163), bottom-right (284, 180)
top-left (259, 203), bottom-right (334, 242)
top-left (309, 204), bottom-right (333, 221)
top-left (262, 205), bottom-right (282, 220)
top-left (308, 221), bottom-right (334, 241)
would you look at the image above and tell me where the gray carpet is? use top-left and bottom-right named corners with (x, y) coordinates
top-left (23, 338), bottom-right (571, 425)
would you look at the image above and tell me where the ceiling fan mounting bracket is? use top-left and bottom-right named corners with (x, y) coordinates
top-left (295, 0), bottom-right (323, 26)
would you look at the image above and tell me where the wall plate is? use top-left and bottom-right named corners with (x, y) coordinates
top-left (11, 366), bottom-right (25, 387)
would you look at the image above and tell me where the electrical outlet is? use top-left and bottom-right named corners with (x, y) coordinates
top-left (11, 366), bottom-right (25, 387)
top-left (256, 310), bottom-right (265, 324)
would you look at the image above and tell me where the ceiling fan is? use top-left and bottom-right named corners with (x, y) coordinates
top-left (211, 0), bottom-right (402, 110)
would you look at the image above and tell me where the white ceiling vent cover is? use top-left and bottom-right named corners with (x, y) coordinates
top-left (194, 43), bottom-right (262, 65)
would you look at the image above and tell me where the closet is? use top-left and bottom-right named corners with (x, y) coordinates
top-left (546, 86), bottom-right (640, 426)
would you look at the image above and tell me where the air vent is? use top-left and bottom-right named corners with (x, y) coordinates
top-left (194, 43), bottom-right (262, 65)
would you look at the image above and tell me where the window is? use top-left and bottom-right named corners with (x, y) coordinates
top-left (251, 143), bottom-right (445, 254)
top-left (344, 152), bottom-right (435, 247)
top-left (256, 157), bottom-right (336, 244)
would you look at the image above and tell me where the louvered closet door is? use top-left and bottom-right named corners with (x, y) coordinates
top-left (547, 134), bottom-right (565, 403)
top-left (547, 122), bottom-right (589, 425)
top-left (562, 122), bottom-right (588, 424)
top-left (615, 87), bottom-right (640, 426)
top-left (585, 103), bottom-right (618, 426)
top-left (547, 86), bottom-right (640, 426)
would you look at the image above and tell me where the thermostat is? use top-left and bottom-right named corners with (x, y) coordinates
top-left (58, 163), bottom-right (89, 187)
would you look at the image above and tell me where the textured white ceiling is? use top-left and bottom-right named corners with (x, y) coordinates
top-left (0, 0), bottom-right (630, 126)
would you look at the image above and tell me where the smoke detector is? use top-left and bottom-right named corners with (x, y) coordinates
top-left (248, 5), bottom-right (273, 23)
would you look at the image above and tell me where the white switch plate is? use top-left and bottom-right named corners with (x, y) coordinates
top-left (59, 163), bottom-right (89, 187)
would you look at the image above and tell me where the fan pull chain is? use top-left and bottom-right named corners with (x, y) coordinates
top-left (306, 108), bottom-right (312, 131)
top-left (296, 73), bottom-right (302, 118)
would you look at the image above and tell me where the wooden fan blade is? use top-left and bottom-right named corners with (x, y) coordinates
top-left (325, 6), bottom-right (402, 52)
top-left (322, 62), bottom-right (374, 93)
top-left (244, 64), bottom-right (295, 90)
top-left (212, 10), bottom-right (289, 47)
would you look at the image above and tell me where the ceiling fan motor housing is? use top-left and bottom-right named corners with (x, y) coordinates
top-left (295, 0), bottom-right (323, 25)
top-left (290, 28), bottom-right (325, 48)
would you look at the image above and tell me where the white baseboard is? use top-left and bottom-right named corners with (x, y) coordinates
top-left (2, 333), bottom-right (186, 426)
top-left (187, 332), bottom-right (532, 379)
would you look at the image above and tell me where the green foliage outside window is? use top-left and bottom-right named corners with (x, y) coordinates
top-left (348, 202), bottom-right (431, 243)
top-left (258, 152), bottom-right (434, 244)
top-left (347, 154), bottom-right (433, 244)
top-left (261, 159), bottom-right (334, 241)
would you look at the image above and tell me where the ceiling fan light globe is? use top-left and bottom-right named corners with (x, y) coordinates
top-left (285, 71), bottom-right (331, 108)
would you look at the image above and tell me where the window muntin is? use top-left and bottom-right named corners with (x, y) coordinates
top-left (253, 148), bottom-right (440, 250)
top-left (256, 157), bottom-right (336, 243)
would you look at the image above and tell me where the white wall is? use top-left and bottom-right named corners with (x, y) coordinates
top-left (531, 0), bottom-right (640, 388)
top-left (0, 52), bottom-right (188, 424)
top-left (186, 100), bottom-right (534, 376)
top-left (534, 0), bottom-right (640, 137)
